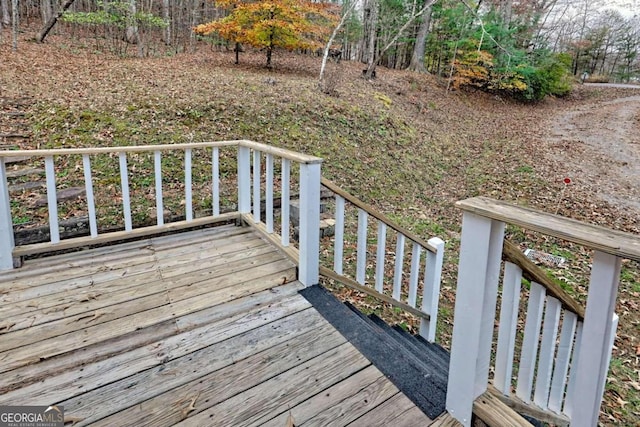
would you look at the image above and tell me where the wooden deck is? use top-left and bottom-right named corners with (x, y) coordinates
top-left (0, 224), bottom-right (433, 426)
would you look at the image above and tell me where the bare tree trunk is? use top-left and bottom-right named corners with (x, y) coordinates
top-left (162, 0), bottom-right (170, 45)
top-left (125, 0), bottom-right (139, 45)
top-left (189, 0), bottom-right (198, 53)
top-left (36, 0), bottom-right (77, 43)
top-left (364, 0), bottom-right (378, 78)
top-left (40, 0), bottom-right (52, 25)
top-left (501, 0), bottom-right (512, 25)
top-left (366, 0), bottom-right (435, 78)
top-left (11, 0), bottom-right (17, 51)
top-left (1, 0), bottom-right (9, 28)
top-left (407, 4), bottom-right (432, 72)
top-left (319, 0), bottom-right (357, 86)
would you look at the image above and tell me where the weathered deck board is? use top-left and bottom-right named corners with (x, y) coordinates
top-left (299, 375), bottom-right (400, 426)
top-left (0, 226), bottom-right (433, 426)
top-left (0, 247), bottom-right (283, 335)
top-left (0, 281), bottom-right (304, 394)
top-left (348, 393), bottom-right (434, 426)
top-left (261, 365), bottom-right (385, 427)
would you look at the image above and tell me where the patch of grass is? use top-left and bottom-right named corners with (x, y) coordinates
top-left (516, 165), bottom-right (534, 174)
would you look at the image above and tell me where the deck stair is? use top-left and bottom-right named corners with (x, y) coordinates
top-left (301, 284), bottom-right (449, 420)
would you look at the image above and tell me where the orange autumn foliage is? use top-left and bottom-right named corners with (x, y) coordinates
top-left (195, 0), bottom-right (338, 66)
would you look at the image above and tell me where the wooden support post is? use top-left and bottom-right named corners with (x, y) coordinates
top-left (446, 212), bottom-right (504, 427)
top-left (569, 251), bottom-right (621, 427)
top-left (420, 237), bottom-right (445, 342)
top-left (237, 145), bottom-right (251, 215)
top-left (0, 159), bottom-right (15, 270)
top-left (298, 162), bottom-right (321, 287)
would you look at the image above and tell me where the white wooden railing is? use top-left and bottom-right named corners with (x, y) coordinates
top-left (446, 197), bottom-right (639, 427)
top-left (320, 179), bottom-right (445, 342)
top-left (0, 140), bottom-right (322, 286)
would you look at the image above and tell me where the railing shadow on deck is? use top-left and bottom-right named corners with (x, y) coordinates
top-left (447, 196), bottom-right (639, 427)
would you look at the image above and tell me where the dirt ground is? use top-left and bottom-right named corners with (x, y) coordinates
top-left (547, 88), bottom-right (640, 211)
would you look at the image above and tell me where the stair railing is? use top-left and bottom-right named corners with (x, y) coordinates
top-left (446, 196), bottom-right (638, 427)
top-left (320, 178), bottom-right (445, 342)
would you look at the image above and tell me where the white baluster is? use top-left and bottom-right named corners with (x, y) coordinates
top-left (82, 154), bottom-right (98, 237)
top-left (44, 156), bottom-right (60, 242)
top-left (185, 148), bottom-right (193, 222)
top-left (118, 152), bottom-right (132, 232)
top-left (333, 195), bottom-right (345, 275)
top-left (252, 150), bottom-right (261, 223)
top-left (517, 282), bottom-right (546, 403)
top-left (548, 310), bottom-right (577, 413)
top-left (563, 321), bottom-right (583, 418)
top-left (237, 145), bottom-right (251, 214)
top-left (212, 147), bottom-right (220, 216)
top-left (281, 158), bottom-right (290, 246)
top-left (494, 262), bottom-right (522, 394)
top-left (408, 242), bottom-right (422, 307)
top-left (393, 233), bottom-right (405, 301)
top-left (356, 209), bottom-right (368, 284)
top-left (154, 150), bottom-right (164, 226)
top-left (266, 154), bottom-right (274, 233)
top-left (374, 221), bottom-right (387, 293)
top-left (535, 296), bottom-right (562, 408)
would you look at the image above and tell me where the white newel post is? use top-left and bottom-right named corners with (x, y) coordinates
top-left (569, 250), bottom-right (621, 427)
top-left (237, 145), bottom-right (251, 214)
top-left (446, 212), bottom-right (505, 427)
top-left (298, 162), bottom-right (321, 287)
top-left (0, 159), bottom-right (14, 270)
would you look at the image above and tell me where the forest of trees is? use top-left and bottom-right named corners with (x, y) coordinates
top-left (1, 0), bottom-right (639, 99)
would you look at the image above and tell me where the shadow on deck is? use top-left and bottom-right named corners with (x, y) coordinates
top-left (0, 224), bottom-right (450, 426)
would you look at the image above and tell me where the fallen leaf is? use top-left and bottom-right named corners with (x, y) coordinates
top-left (285, 411), bottom-right (295, 427)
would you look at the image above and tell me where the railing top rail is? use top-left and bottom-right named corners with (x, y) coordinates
top-left (0, 140), bottom-right (323, 164)
top-left (322, 177), bottom-right (438, 254)
top-left (238, 140), bottom-right (322, 164)
top-left (503, 240), bottom-right (585, 320)
top-left (457, 196), bottom-right (640, 262)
